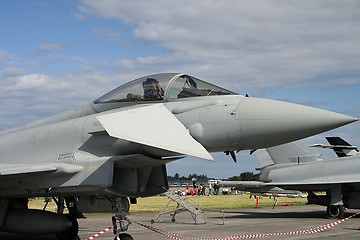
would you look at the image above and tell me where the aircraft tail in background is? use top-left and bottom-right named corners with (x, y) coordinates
top-left (255, 142), bottom-right (322, 169)
top-left (311, 137), bottom-right (359, 157)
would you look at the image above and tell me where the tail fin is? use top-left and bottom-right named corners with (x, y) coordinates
top-left (311, 137), bottom-right (359, 157)
top-left (326, 137), bottom-right (359, 157)
top-left (260, 142), bottom-right (322, 166)
top-left (254, 149), bottom-right (275, 169)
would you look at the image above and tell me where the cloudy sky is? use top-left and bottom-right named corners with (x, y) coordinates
top-left (1, 0), bottom-right (360, 178)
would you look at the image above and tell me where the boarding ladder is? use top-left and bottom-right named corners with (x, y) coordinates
top-left (151, 191), bottom-right (208, 224)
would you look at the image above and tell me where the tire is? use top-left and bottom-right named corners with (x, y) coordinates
top-left (56, 215), bottom-right (79, 240)
top-left (114, 233), bottom-right (134, 240)
top-left (326, 205), bottom-right (345, 218)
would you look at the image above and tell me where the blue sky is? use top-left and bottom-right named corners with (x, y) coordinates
top-left (1, 0), bottom-right (360, 178)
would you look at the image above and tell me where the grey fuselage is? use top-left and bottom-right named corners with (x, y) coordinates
top-left (258, 154), bottom-right (360, 192)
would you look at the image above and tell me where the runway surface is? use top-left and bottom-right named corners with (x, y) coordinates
top-left (1, 205), bottom-right (359, 239)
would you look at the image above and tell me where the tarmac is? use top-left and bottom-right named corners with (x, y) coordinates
top-left (1, 205), bottom-right (359, 240)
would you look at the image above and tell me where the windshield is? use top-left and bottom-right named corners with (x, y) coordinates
top-left (94, 73), bottom-right (175, 104)
top-left (168, 75), bottom-right (235, 99)
top-left (94, 73), bottom-right (236, 104)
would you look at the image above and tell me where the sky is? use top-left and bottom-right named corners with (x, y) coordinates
top-left (1, 0), bottom-right (360, 179)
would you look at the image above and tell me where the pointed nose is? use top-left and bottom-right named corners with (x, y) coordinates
top-left (237, 97), bottom-right (358, 150)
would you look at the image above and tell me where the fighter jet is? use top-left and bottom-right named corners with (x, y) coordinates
top-left (220, 137), bottom-right (360, 219)
top-left (0, 73), bottom-right (357, 240)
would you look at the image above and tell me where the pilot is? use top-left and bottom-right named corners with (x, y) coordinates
top-left (142, 78), bottom-right (164, 100)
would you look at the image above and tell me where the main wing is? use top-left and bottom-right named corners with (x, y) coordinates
top-left (218, 180), bottom-right (303, 195)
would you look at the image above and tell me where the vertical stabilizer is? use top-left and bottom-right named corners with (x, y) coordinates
top-left (264, 142), bottom-right (322, 165)
top-left (326, 137), bottom-right (359, 157)
top-left (254, 149), bottom-right (275, 168)
top-left (266, 142), bottom-right (309, 164)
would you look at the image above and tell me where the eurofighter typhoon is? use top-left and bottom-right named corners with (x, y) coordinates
top-left (220, 137), bottom-right (360, 218)
top-left (0, 73), bottom-right (357, 240)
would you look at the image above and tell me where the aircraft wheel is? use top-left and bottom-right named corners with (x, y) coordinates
top-left (56, 215), bottom-right (79, 240)
top-left (114, 233), bottom-right (134, 240)
top-left (326, 205), bottom-right (345, 218)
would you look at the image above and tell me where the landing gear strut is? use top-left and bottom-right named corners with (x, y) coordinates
top-left (326, 185), bottom-right (345, 219)
top-left (108, 197), bottom-right (133, 240)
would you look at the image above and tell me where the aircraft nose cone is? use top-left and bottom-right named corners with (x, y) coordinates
top-left (237, 97), bottom-right (358, 150)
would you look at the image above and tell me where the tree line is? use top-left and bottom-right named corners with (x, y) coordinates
top-left (167, 173), bottom-right (209, 181)
top-left (168, 172), bottom-right (254, 181)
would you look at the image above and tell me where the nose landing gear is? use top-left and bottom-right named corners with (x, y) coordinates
top-left (109, 197), bottom-right (133, 240)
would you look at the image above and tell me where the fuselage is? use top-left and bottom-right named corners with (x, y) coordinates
top-left (258, 155), bottom-right (360, 192)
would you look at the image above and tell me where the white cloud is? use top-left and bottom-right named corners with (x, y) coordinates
top-left (14, 74), bottom-right (49, 89)
top-left (0, 71), bottom-right (115, 129)
top-left (78, 0), bottom-right (360, 91)
top-left (0, 66), bottom-right (23, 79)
top-left (0, 49), bottom-right (15, 62)
top-left (36, 43), bottom-right (64, 55)
top-left (92, 28), bottom-right (121, 37)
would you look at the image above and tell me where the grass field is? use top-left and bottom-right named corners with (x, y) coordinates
top-left (130, 194), bottom-right (307, 213)
top-left (29, 194), bottom-right (307, 214)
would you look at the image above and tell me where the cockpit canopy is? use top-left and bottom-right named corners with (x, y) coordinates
top-left (94, 73), bottom-right (236, 104)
